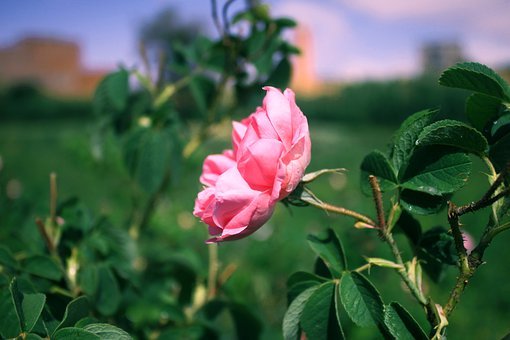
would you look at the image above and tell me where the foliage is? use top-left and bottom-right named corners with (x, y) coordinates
top-left (284, 62), bottom-right (510, 338)
top-left (1, 0), bottom-right (509, 338)
top-left (298, 76), bottom-right (469, 125)
top-left (0, 83), bottom-right (92, 121)
top-left (1, 1), bottom-right (300, 338)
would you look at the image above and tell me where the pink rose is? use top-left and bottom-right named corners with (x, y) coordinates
top-left (193, 86), bottom-right (311, 242)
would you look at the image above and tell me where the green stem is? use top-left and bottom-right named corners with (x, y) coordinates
top-left (207, 243), bottom-right (219, 300)
top-left (303, 194), bottom-right (376, 227)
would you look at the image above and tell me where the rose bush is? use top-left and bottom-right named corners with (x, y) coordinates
top-left (194, 86), bottom-right (311, 242)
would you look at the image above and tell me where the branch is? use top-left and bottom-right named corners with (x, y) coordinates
top-left (443, 164), bottom-right (509, 318)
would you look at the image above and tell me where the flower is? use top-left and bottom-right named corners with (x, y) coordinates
top-left (194, 86), bottom-right (311, 242)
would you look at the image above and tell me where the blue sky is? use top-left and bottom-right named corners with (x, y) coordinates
top-left (1, 0), bottom-right (509, 81)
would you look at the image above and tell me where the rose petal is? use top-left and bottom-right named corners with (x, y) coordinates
top-left (237, 139), bottom-right (285, 191)
top-left (262, 86), bottom-right (293, 148)
top-left (200, 150), bottom-right (236, 186)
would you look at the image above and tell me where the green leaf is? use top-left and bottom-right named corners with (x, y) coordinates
top-left (416, 119), bottom-right (488, 155)
top-left (54, 296), bottom-right (90, 333)
top-left (0, 246), bottom-right (19, 269)
top-left (394, 210), bottom-right (422, 245)
top-left (78, 265), bottom-right (99, 296)
top-left (384, 302), bottom-right (428, 340)
top-left (417, 227), bottom-right (457, 282)
top-left (489, 131), bottom-right (510, 172)
top-left (266, 58), bottom-right (292, 89)
top-left (392, 109), bottom-right (438, 175)
top-left (274, 17), bottom-right (297, 29)
top-left (188, 75), bottom-right (215, 115)
top-left (22, 293), bottom-right (46, 332)
top-left (123, 128), bottom-right (173, 194)
top-left (400, 189), bottom-right (447, 215)
top-left (360, 150), bottom-right (398, 194)
top-left (23, 255), bottom-right (62, 281)
top-left (53, 327), bottom-right (100, 340)
top-left (95, 267), bottom-right (121, 316)
top-left (439, 62), bottom-right (510, 101)
top-left (26, 333), bottom-right (44, 340)
top-left (10, 278), bottom-right (25, 330)
top-left (283, 285), bottom-right (319, 340)
top-left (8, 278), bottom-right (46, 332)
top-left (307, 228), bottom-right (347, 278)
top-left (465, 93), bottom-right (505, 132)
top-left (227, 303), bottom-right (262, 340)
top-left (287, 272), bottom-right (325, 303)
top-left (0, 289), bottom-right (21, 338)
top-left (301, 281), bottom-right (344, 340)
top-left (491, 112), bottom-right (510, 140)
top-left (401, 148), bottom-right (471, 195)
top-left (84, 323), bottom-right (132, 340)
top-left (93, 69), bottom-right (129, 116)
top-left (340, 272), bottom-right (384, 327)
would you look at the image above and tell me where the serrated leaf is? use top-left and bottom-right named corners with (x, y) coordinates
top-left (489, 132), bottom-right (510, 172)
top-left (361, 150), bottom-right (398, 194)
top-left (340, 272), bottom-right (384, 327)
top-left (400, 189), bottom-right (448, 215)
top-left (9, 278), bottom-right (25, 330)
top-left (22, 293), bottom-right (46, 332)
top-left (392, 109), bottom-right (438, 176)
top-left (23, 255), bottom-right (62, 281)
top-left (301, 281), bottom-right (344, 340)
top-left (0, 289), bottom-right (22, 338)
top-left (95, 267), bottom-right (121, 316)
top-left (84, 323), bottom-right (132, 340)
top-left (54, 296), bottom-right (89, 333)
top-left (287, 272), bottom-right (325, 303)
top-left (491, 112), bottom-right (510, 140)
top-left (466, 93), bottom-right (505, 132)
top-left (53, 327), bottom-right (100, 340)
top-left (283, 285), bottom-right (319, 340)
top-left (384, 302), bottom-right (428, 340)
top-left (416, 119), bottom-right (488, 155)
top-left (307, 228), bottom-right (347, 278)
top-left (439, 62), bottom-right (510, 101)
top-left (401, 148), bottom-right (471, 195)
top-left (8, 278), bottom-right (46, 332)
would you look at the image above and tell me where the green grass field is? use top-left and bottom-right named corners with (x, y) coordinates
top-left (1, 118), bottom-right (509, 339)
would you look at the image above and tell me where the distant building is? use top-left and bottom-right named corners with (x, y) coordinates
top-left (290, 25), bottom-right (322, 96)
top-left (421, 41), bottom-right (464, 75)
top-left (0, 37), bottom-right (108, 98)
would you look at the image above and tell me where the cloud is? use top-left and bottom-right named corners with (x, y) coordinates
top-left (340, 0), bottom-right (487, 19)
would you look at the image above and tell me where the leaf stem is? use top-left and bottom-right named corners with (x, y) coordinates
top-left (301, 187), bottom-right (376, 226)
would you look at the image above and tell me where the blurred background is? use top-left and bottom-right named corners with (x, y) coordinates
top-left (1, 0), bottom-right (510, 338)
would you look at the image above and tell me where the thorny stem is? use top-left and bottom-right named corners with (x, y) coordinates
top-left (368, 176), bottom-right (428, 306)
top-left (444, 163), bottom-right (509, 318)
